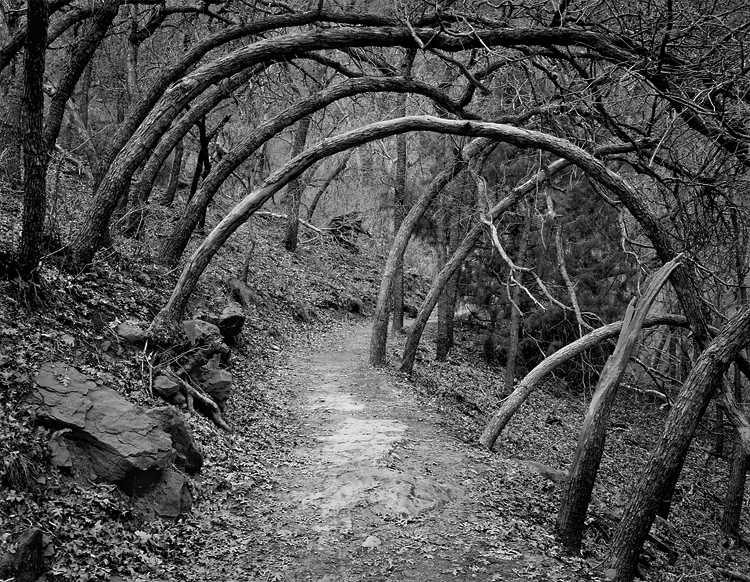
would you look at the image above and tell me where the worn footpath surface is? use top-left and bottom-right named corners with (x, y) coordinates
top-left (186, 322), bottom-right (592, 582)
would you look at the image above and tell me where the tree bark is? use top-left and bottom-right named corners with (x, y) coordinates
top-left (284, 115), bottom-right (312, 252)
top-left (391, 49), bottom-right (417, 332)
top-left (556, 257), bottom-right (680, 551)
top-left (505, 203), bottom-right (533, 392)
top-left (162, 140), bottom-right (184, 207)
top-left (17, 0), bottom-right (48, 280)
top-left (607, 303), bottom-right (750, 582)
top-left (436, 187), bottom-right (460, 360)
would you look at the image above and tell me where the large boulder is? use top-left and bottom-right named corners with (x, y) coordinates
top-left (32, 363), bottom-right (174, 491)
top-left (0, 528), bottom-right (46, 582)
top-left (146, 406), bottom-right (203, 475)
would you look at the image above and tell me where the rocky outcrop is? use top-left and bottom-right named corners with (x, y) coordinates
top-left (153, 375), bottom-right (180, 399)
top-left (0, 527), bottom-right (46, 582)
top-left (32, 363), bottom-right (174, 491)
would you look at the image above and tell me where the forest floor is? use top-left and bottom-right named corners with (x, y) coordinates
top-left (173, 321), bottom-right (589, 582)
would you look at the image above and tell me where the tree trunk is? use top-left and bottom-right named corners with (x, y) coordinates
top-left (284, 115), bottom-right (312, 252)
top-left (606, 302), bottom-right (750, 582)
top-left (17, 0), bottom-right (48, 280)
top-left (370, 138), bottom-right (488, 367)
top-left (162, 140), bottom-right (184, 206)
top-left (722, 211), bottom-right (748, 537)
top-left (391, 49), bottom-right (415, 333)
top-left (555, 258), bottom-right (680, 551)
top-left (306, 151), bottom-right (350, 221)
top-left (436, 189), bottom-right (460, 360)
top-left (132, 67), bottom-right (260, 214)
top-left (480, 313), bottom-right (693, 450)
top-left (505, 203), bottom-right (533, 392)
top-left (43, 0), bottom-right (122, 155)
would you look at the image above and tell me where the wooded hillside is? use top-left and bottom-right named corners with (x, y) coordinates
top-left (1, 1), bottom-right (750, 581)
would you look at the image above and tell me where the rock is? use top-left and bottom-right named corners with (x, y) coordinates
top-left (148, 468), bottom-right (192, 520)
top-left (0, 527), bottom-right (46, 582)
top-left (133, 467), bottom-right (192, 520)
top-left (201, 368), bottom-right (233, 410)
top-left (182, 319), bottom-right (222, 345)
top-left (218, 302), bottom-right (245, 340)
top-left (116, 320), bottom-right (148, 343)
top-left (33, 363), bottom-right (174, 491)
top-left (146, 407), bottom-right (203, 475)
top-left (48, 430), bottom-right (73, 470)
top-left (153, 375), bottom-right (180, 398)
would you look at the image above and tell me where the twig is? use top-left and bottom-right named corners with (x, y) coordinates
top-left (480, 213), bottom-right (571, 313)
top-left (256, 211), bottom-right (322, 233)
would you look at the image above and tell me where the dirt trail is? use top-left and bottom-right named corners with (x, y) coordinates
top-left (242, 322), bottom-right (549, 582)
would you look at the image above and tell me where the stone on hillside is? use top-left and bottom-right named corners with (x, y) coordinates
top-left (32, 363), bottom-right (174, 489)
top-left (116, 320), bottom-right (148, 343)
top-left (136, 467), bottom-right (193, 520)
top-left (219, 302), bottom-right (245, 339)
top-left (0, 527), bottom-right (46, 582)
top-left (146, 406), bottom-right (203, 475)
top-left (182, 319), bottom-right (222, 345)
top-left (201, 368), bottom-right (233, 410)
top-left (153, 375), bottom-right (180, 398)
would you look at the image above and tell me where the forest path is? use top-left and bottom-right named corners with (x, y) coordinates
top-left (239, 321), bottom-right (546, 582)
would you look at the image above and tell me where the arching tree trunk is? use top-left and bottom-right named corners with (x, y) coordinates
top-left (284, 115), bottom-right (312, 252)
top-left (131, 66), bottom-right (261, 214)
top-left (17, 0), bottom-right (48, 280)
top-left (148, 118), bottom-right (650, 334)
top-left (606, 303), bottom-right (750, 582)
top-left (555, 258), bottom-right (680, 552)
top-left (158, 77), bottom-right (462, 267)
top-left (43, 0), bottom-right (123, 155)
top-left (370, 139), bottom-right (487, 367)
top-left (480, 313), bottom-right (692, 450)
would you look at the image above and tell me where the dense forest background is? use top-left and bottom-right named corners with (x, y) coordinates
top-left (1, 0), bottom-right (750, 581)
